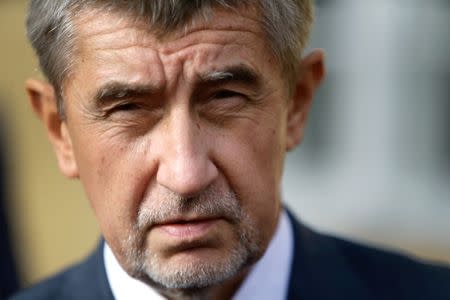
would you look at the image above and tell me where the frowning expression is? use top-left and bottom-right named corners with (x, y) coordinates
top-left (56, 7), bottom-right (298, 293)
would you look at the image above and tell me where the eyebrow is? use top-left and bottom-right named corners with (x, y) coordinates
top-left (93, 81), bottom-right (159, 106)
top-left (92, 65), bottom-right (262, 105)
top-left (198, 65), bottom-right (262, 89)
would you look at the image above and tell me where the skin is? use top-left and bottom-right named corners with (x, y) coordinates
top-left (27, 7), bottom-right (325, 300)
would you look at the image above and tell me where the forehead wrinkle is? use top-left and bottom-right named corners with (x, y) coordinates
top-left (75, 12), bottom-right (156, 56)
top-left (81, 26), bottom-right (264, 64)
top-left (159, 27), bottom-right (264, 57)
top-left (154, 7), bottom-right (264, 56)
top-left (75, 7), bottom-right (268, 65)
top-left (70, 8), bottom-right (279, 106)
top-left (75, 6), bottom-right (263, 54)
top-left (82, 28), bottom-right (156, 52)
top-left (74, 7), bottom-right (149, 37)
top-left (174, 6), bottom-right (262, 37)
top-left (67, 5), bottom-right (277, 88)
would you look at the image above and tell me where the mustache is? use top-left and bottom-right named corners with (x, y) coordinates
top-left (135, 185), bottom-right (242, 231)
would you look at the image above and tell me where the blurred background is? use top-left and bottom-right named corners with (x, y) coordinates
top-left (0, 0), bottom-right (449, 297)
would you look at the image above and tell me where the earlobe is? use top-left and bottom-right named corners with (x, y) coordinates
top-left (25, 79), bottom-right (79, 178)
top-left (285, 49), bottom-right (326, 151)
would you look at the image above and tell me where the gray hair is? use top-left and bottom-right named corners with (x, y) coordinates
top-left (26, 0), bottom-right (314, 118)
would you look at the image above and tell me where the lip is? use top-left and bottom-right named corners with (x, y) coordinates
top-left (153, 218), bottom-right (220, 239)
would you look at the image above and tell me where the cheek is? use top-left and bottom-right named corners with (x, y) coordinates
top-left (214, 118), bottom-right (285, 232)
top-left (71, 128), bottom-right (154, 242)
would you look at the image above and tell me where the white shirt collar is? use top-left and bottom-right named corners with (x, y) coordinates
top-left (104, 240), bottom-right (165, 300)
top-left (104, 210), bottom-right (294, 300)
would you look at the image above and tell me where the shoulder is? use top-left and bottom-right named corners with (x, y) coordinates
top-left (288, 211), bottom-right (450, 300)
top-left (328, 234), bottom-right (450, 298)
top-left (9, 241), bottom-right (114, 300)
top-left (9, 265), bottom-right (79, 300)
top-left (286, 210), bottom-right (450, 299)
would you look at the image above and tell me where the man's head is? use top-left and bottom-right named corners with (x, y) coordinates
top-left (25, 0), bottom-right (324, 298)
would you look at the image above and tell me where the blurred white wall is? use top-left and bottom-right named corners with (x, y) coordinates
top-left (283, 0), bottom-right (450, 262)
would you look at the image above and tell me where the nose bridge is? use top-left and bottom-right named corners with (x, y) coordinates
top-left (171, 107), bottom-right (202, 166)
top-left (156, 107), bottom-right (218, 197)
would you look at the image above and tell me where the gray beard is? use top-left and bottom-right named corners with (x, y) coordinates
top-left (123, 185), bottom-right (264, 299)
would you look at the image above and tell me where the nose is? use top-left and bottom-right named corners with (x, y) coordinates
top-left (155, 108), bottom-right (218, 197)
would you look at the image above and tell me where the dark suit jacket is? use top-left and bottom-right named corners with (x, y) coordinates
top-left (10, 211), bottom-right (450, 300)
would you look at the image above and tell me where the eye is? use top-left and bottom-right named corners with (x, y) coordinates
top-left (212, 90), bottom-right (242, 100)
top-left (114, 102), bottom-right (141, 111)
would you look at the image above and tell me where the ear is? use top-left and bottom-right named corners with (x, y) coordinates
top-left (25, 79), bottom-right (79, 178)
top-left (286, 49), bottom-right (326, 151)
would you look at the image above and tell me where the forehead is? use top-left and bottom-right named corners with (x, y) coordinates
top-left (73, 6), bottom-right (268, 56)
top-left (66, 7), bottom-right (284, 97)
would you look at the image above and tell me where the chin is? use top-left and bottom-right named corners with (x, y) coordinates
top-left (144, 244), bottom-right (254, 288)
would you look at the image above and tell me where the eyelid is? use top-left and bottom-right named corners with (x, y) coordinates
top-left (211, 89), bottom-right (245, 99)
top-left (113, 102), bottom-right (141, 110)
top-left (101, 101), bottom-right (144, 117)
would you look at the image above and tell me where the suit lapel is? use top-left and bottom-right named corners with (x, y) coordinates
top-left (61, 240), bottom-right (115, 300)
top-left (286, 210), bottom-right (373, 300)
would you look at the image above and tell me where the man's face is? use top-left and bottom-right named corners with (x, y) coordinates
top-left (48, 7), bottom-right (306, 292)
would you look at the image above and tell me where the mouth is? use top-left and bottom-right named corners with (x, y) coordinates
top-left (152, 217), bottom-right (222, 239)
